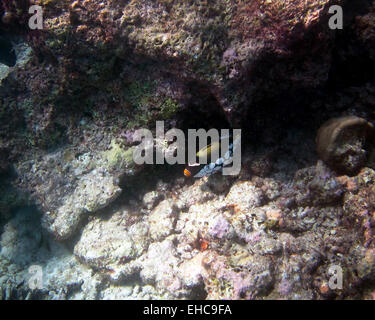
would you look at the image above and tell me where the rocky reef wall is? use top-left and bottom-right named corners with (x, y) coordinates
top-left (0, 0), bottom-right (375, 300)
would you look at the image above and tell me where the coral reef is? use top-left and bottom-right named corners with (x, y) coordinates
top-left (316, 116), bottom-right (375, 175)
top-left (1, 0), bottom-right (375, 300)
top-left (4, 156), bottom-right (375, 299)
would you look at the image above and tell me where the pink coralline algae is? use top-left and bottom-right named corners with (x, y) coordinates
top-left (209, 216), bottom-right (230, 239)
top-left (278, 278), bottom-right (294, 297)
top-left (120, 129), bottom-right (136, 145)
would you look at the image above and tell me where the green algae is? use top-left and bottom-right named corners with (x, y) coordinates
top-left (123, 80), bottom-right (155, 108)
top-left (103, 140), bottom-right (135, 171)
top-left (122, 80), bottom-right (181, 128)
top-left (159, 98), bottom-right (180, 119)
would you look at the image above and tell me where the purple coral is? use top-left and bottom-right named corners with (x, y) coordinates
top-left (222, 48), bottom-right (237, 65)
top-left (245, 231), bottom-right (262, 244)
top-left (278, 278), bottom-right (293, 296)
top-left (120, 129), bottom-right (136, 145)
top-left (209, 216), bottom-right (230, 239)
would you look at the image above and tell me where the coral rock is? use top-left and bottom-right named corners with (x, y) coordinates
top-left (316, 116), bottom-right (375, 175)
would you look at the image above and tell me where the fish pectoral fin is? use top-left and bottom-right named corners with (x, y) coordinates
top-left (196, 144), bottom-right (212, 157)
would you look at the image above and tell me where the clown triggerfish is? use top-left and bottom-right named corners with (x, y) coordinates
top-left (184, 133), bottom-right (241, 178)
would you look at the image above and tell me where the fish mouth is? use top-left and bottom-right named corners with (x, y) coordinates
top-left (183, 168), bottom-right (191, 177)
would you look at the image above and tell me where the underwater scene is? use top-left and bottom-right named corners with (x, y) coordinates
top-left (0, 0), bottom-right (375, 301)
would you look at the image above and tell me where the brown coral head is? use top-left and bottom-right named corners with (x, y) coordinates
top-left (316, 116), bottom-right (375, 175)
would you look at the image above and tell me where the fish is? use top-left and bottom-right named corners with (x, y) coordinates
top-left (184, 133), bottom-right (241, 178)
